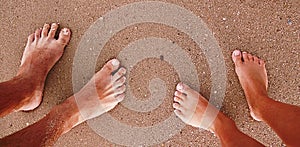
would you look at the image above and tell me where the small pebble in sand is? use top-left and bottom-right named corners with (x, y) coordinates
top-left (26, 122), bottom-right (29, 126)
top-left (160, 55), bottom-right (164, 61)
top-left (287, 18), bottom-right (292, 25)
top-left (222, 17), bottom-right (226, 21)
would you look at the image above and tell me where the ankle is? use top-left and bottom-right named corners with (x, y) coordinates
top-left (54, 96), bottom-right (82, 134)
top-left (210, 112), bottom-right (235, 134)
top-left (248, 95), bottom-right (271, 114)
top-left (17, 65), bottom-right (47, 88)
top-left (252, 97), bottom-right (274, 121)
top-left (210, 113), bottom-right (242, 143)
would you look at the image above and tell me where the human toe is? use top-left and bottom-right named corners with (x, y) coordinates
top-left (242, 51), bottom-right (249, 62)
top-left (27, 33), bottom-right (35, 45)
top-left (174, 96), bottom-right (183, 104)
top-left (232, 50), bottom-right (243, 65)
top-left (114, 85), bottom-right (126, 95)
top-left (174, 91), bottom-right (186, 100)
top-left (248, 53), bottom-right (254, 61)
top-left (253, 56), bottom-right (259, 63)
top-left (113, 76), bottom-right (126, 88)
top-left (48, 23), bottom-right (59, 38)
top-left (101, 59), bottom-right (121, 74)
top-left (176, 82), bottom-right (193, 96)
top-left (112, 67), bottom-right (126, 81)
top-left (174, 109), bottom-right (184, 118)
top-left (259, 59), bottom-right (265, 66)
top-left (115, 93), bottom-right (125, 103)
top-left (173, 103), bottom-right (183, 111)
top-left (35, 28), bottom-right (42, 39)
top-left (42, 23), bottom-right (50, 37)
top-left (58, 28), bottom-right (71, 45)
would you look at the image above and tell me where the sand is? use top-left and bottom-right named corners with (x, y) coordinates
top-left (0, 0), bottom-right (299, 146)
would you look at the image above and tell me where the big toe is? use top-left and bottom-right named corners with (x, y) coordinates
top-left (102, 59), bottom-right (121, 73)
top-left (232, 50), bottom-right (243, 66)
top-left (58, 28), bottom-right (71, 46)
top-left (176, 82), bottom-right (193, 96)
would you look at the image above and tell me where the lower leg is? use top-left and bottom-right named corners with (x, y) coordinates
top-left (258, 98), bottom-right (300, 146)
top-left (211, 112), bottom-right (263, 147)
top-left (0, 59), bottom-right (127, 146)
top-left (232, 50), bottom-right (300, 146)
top-left (0, 96), bottom-right (80, 146)
top-left (0, 74), bottom-right (42, 117)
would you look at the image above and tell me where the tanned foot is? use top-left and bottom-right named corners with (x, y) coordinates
top-left (74, 59), bottom-right (127, 124)
top-left (173, 83), bottom-right (220, 131)
top-left (232, 50), bottom-right (269, 121)
top-left (16, 23), bottom-right (71, 111)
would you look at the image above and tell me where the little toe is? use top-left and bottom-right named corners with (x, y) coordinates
top-left (115, 93), bottom-right (125, 103)
top-left (48, 23), bottom-right (59, 38)
top-left (174, 109), bottom-right (184, 118)
top-left (58, 28), bottom-right (71, 45)
top-left (174, 91), bottom-right (186, 100)
top-left (231, 50), bottom-right (243, 66)
top-left (259, 59), bottom-right (265, 66)
top-left (27, 33), bottom-right (35, 45)
top-left (242, 52), bottom-right (249, 62)
top-left (112, 67), bottom-right (126, 81)
top-left (42, 23), bottom-right (50, 37)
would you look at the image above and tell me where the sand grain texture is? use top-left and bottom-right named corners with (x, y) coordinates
top-left (0, 0), bottom-right (299, 146)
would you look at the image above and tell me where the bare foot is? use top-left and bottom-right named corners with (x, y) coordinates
top-left (74, 59), bottom-right (127, 123)
top-left (16, 23), bottom-right (71, 111)
top-left (173, 83), bottom-right (220, 131)
top-left (232, 50), bottom-right (269, 121)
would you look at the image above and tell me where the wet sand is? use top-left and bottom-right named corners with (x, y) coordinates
top-left (0, 0), bottom-right (299, 146)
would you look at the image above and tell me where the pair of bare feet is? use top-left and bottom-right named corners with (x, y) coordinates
top-left (173, 50), bottom-right (268, 130)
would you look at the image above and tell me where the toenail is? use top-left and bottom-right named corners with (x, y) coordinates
top-left (112, 59), bottom-right (120, 66)
top-left (62, 28), bottom-right (69, 35)
top-left (177, 83), bottom-right (183, 90)
top-left (174, 91), bottom-right (179, 96)
top-left (233, 50), bottom-right (240, 56)
top-left (243, 52), bottom-right (247, 54)
top-left (52, 23), bottom-right (57, 27)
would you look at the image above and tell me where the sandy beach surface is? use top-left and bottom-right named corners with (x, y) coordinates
top-left (0, 0), bottom-right (299, 146)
